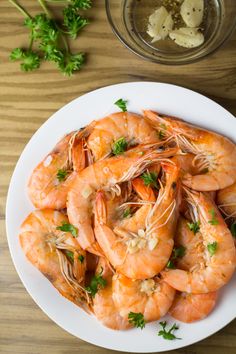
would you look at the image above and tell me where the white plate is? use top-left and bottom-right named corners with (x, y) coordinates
top-left (6, 82), bottom-right (236, 352)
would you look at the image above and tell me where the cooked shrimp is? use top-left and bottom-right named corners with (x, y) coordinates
top-left (87, 112), bottom-right (160, 161)
top-left (93, 258), bottom-right (131, 330)
top-left (112, 274), bottom-right (175, 322)
top-left (67, 145), bottom-right (178, 255)
top-left (28, 125), bottom-right (93, 210)
top-left (169, 292), bottom-right (217, 323)
top-left (94, 162), bottom-right (180, 279)
top-left (217, 182), bottom-right (236, 219)
top-left (163, 190), bottom-right (236, 293)
top-left (168, 216), bottom-right (217, 323)
top-left (144, 110), bottom-right (236, 191)
top-left (19, 209), bottom-right (91, 310)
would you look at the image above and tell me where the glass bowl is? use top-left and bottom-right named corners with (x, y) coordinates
top-left (105, 0), bottom-right (236, 65)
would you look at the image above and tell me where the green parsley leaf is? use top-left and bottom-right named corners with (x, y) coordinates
top-left (57, 222), bottom-right (78, 238)
top-left (166, 260), bottom-right (175, 269)
top-left (72, 0), bottom-right (92, 9)
top-left (158, 321), bottom-right (181, 340)
top-left (208, 209), bottom-right (219, 225)
top-left (112, 137), bottom-right (128, 155)
top-left (141, 171), bottom-right (158, 189)
top-left (57, 169), bottom-right (68, 182)
top-left (10, 48), bottom-right (24, 61)
top-left (123, 208), bottom-right (131, 219)
top-left (187, 221), bottom-right (200, 235)
top-left (207, 241), bottom-right (217, 256)
top-left (10, 48), bottom-right (41, 72)
top-left (231, 222), bottom-right (236, 238)
top-left (128, 312), bottom-right (146, 329)
top-left (63, 5), bottom-right (89, 39)
top-left (58, 52), bottom-right (85, 76)
top-left (85, 268), bottom-right (107, 297)
top-left (65, 250), bottom-right (74, 263)
top-left (114, 98), bottom-right (128, 112)
top-left (78, 254), bottom-right (85, 263)
top-left (173, 246), bottom-right (186, 259)
top-left (158, 130), bottom-right (165, 140)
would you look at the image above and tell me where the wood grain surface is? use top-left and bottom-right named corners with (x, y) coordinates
top-left (0, 1), bottom-right (236, 353)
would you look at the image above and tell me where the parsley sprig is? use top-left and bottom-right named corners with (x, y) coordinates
top-left (208, 209), bottom-right (219, 225)
top-left (166, 246), bottom-right (186, 269)
top-left (112, 137), bottom-right (128, 155)
top-left (57, 168), bottom-right (68, 182)
top-left (9, 0), bottom-right (91, 76)
top-left (158, 321), bottom-right (181, 340)
top-left (114, 98), bottom-right (128, 112)
top-left (85, 268), bottom-right (107, 297)
top-left (65, 250), bottom-right (84, 263)
top-left (56, 222), bottom-right (78, 237)
top-left (141, 171), bottom-right (159, 189)
top-left (123, 207), bottom-right (131, 219)
top-left (128, 312), bottom-right (146, 329)
top-left (187, 221), bottom-right (200, 235)
top-left (231, 222), bottom-right (236, 238)
top-left (207, 241), bottom-right (217, 256)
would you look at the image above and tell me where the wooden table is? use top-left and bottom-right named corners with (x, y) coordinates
top-left (0, 1), bottom-right (236, 353)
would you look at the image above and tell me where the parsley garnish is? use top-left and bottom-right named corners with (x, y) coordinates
top-left (207, 241), bottom-right (217, 256)
top-left (208, 209), bottom-right (219, 225)
top-left (123, 208), bottom-right (131, 219)
top-left (85, 268), bottom-right (107, 297)
top-left (9, 0), bottom-right (91, 76)
top-left (231, 222), bottom-right (236, 238)
top-left (158, 130), bottom-right (165, 140)
top-left (57, 222), bottom-right (78, 237)
top-left (114, 98), bottom-right (128, 112)
top-left (141, 171), bottom-right (158, 189)
top-left (128, 312), bottom-right (146, 329)
top-left (158, 321), bottom-right (181, 340)
top-left (166, 246), bottom-right (186, 269)
top-left (78, 254), bottom-right (84, 263)
top-left (57, 169), bottom-right (68, 182)
top-left (187, 221), bottom-right (200, 235)
top-left (65, 250), bottom-right (74, 263)
top-left (112, 137), bottom-right (128, 155)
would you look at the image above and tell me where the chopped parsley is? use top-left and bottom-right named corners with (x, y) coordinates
top-left (187, 221), bottom-right (200, 235)
top-left (56, 222), bottom-right (78, 238)
top-left (158, 321), bottom-right (181, 340)
top-left (207, 241), bottom-right (217, 256)
top-left (57, 168), bottom-right (68, 182)
top-left (208, 209), bottom-right (219, 225)
top-left (78, 254), bottom-right (85, 263)
top-left (65, 250), bottom-right (74, 263)
top-left (158, 130), bottom-right (165, 140)
top-left (112, 137), bottom-right (128, 155)
top-left (141, 171), bottom-right (158, 189)
top-left (231, 222), bottom-right (236, 238)
top-left (123, 207), bottom-right (131, 219)
top-left (114, 98), bottom-right (128, 112)
top-left (128, 312), bottom-right (146, 329)
top-left (85, 268), bottom-right (107, 297)
top-left (166, 246), bottom-right (186, 269)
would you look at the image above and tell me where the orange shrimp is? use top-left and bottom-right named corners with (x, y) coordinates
top-left (217, 182), bottom-right (236, 219)
top-left (67, 145), bottom-right (178, 255)
top-left (144, 110), bottom-right (236, 191)
top-left (163, 190), bottom-right (236, 293)
top-left (28, 126), bottom-right (93, 210)
top-left (87, 112), bottom-right (160, 161)
top-left (169, 292), bottom-right (217, 323)
top-left (112, 274), bottom-right (175, 322)
top-left (167, 216), bottom-right (217, 323)
top-left (19, 209), bottom-right (90, 310)
top-left (94, 162), bottom-right (181, 279)
top-left (93, 258), bottom-right (131, 330)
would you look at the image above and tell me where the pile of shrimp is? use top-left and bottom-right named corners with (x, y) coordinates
top-left (19, 110), bottom-right (236, 330)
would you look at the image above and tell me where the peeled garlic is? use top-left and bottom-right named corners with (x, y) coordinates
top-left (169, 27), bottom-right (204, 48)
top-left (181, 0), bottom-right (204, 27)
top-left (147, 6), bottom-right (174, 43)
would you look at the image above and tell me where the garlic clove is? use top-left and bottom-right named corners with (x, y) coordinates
top-left (147, 6), bottom-right (174, 42)
top-left (181, 0), bottom-right (204, 27)
top-left (169, 27), bottom-right (204, 48)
